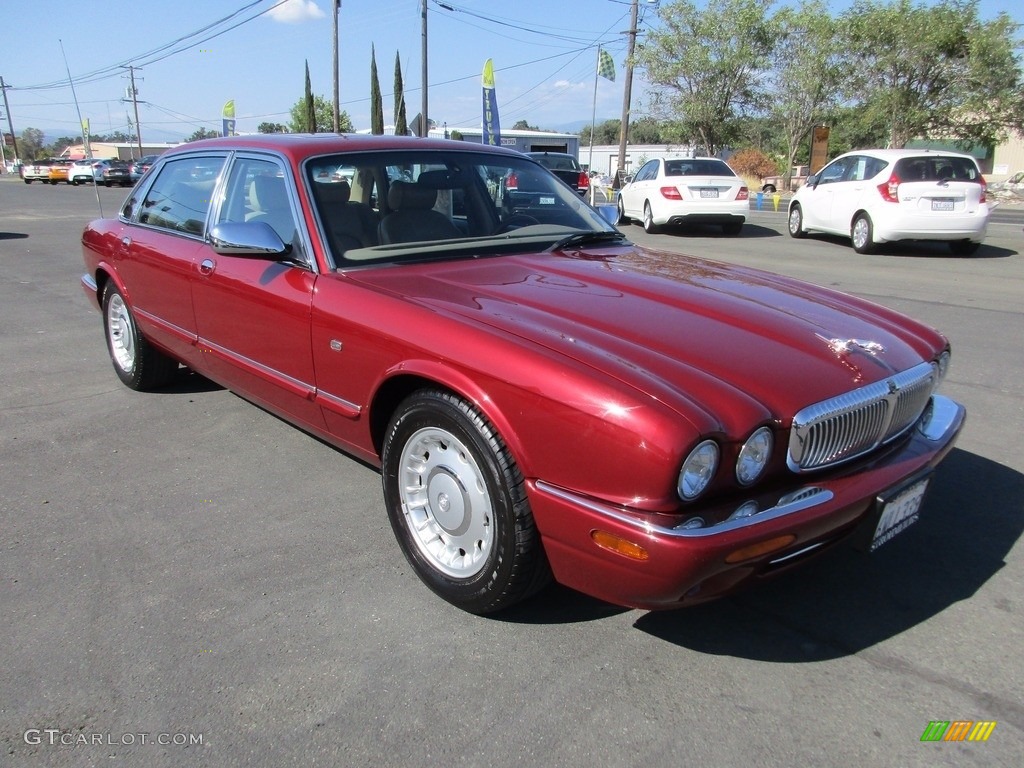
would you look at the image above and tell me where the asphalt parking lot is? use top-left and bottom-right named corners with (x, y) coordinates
top-left (1, 176), bottom-right (1021, 767)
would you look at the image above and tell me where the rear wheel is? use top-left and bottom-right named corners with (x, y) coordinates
top-left (787, 204), bottom-right (806, 238)
top-left (643, 202), bottom-right (660, 234)
top-left (851, 213), bottom-right (875, 254)
top-left (617, 196), bottom-right (628, 225)
top-left (949, 240), bottom-right (981, 256)
top-left (762, 184), bottom-right (777, 194)
top-left (102, 283), bottom-right (177, 390)
top-left (381, 389), bottom-right (550, 614)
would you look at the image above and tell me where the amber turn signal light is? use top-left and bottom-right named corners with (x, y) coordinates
top-left (724, 534), bottom-right (797, 564)
top-left (590, 530), bottom-right (650, 561)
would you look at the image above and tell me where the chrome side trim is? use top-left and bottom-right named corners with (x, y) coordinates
top-left (197, 337), bottom-right (316, 399)
top-left (768, 540), bottom-right (829, 565)
top-left (315, 389), bottom-right (362, 420)
top-left (534, 481), bottom-right (834, 539)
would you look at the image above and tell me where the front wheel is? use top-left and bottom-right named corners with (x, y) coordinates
top-left (381, 389), bottom-right (550, 614)
top-left (787, 204), bottom-right (806, 238)
top-left (617, 196), bottom-right (628, 225)
top-left (851, 213), bottom-right (875, 254)
top-left (102, 283), bottom-right (177, 390)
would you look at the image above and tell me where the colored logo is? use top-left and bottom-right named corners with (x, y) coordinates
top-left (920, 720), bottom-right (996, 742)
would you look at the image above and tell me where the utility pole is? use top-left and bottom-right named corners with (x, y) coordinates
top-left (420, 0), bottom-right (428, 136)
top-left (332, 0), bottom-right (341, 132)
top-left (613, 0), bottom-right (640, 190)
top-left (0, 76), bottom-right (20, 163)
top-left (123, 66), bottom-right (143, 157)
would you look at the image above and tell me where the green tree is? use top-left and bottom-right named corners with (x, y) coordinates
top-left (636, 0), bottom-right (779, 154)
top-left (842, 0), bottom-right (1024, 148)
top-left (370, 45), bottom-right (384, 135)
top-left (19, 127), bottom-right (45, 159)
top-left (769, 1), bottom-right (842, 184)
top-left (185, 128), bottom-right (221, 142)
top-left (394, 51), bottom-right (408, 136)
top-left (303, 60), bottom-right (317, 133)
top-left (290, 95), bottom-right (352, 133)
top-left (513, 120), bottom-right (539, 131)
top-left (258, 122), bottom-right (288, 134)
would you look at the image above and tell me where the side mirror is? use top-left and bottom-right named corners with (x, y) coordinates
top-left (209, 222), bottom-right (291, 258)
top-left (806, 173), bottom-right (819, 188)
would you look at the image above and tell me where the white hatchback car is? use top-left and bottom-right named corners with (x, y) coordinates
top-left (788, 149), bottom-right (989, 255)
top-left (618, 157), bottom-right (748, 235)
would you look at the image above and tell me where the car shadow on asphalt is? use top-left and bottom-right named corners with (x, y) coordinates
top-left (161, 367), bottom-right (226, 394)
top-left (625, 223), bottom-right (780, 239)
top-left (800, 233), bottom-right (1017, 259)
top-left (0, 231), bottom-right (29, 240)
top-left (632, 448), bottom-right (1021, 660)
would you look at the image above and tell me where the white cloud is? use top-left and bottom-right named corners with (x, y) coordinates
top-left (267, 0), bottom-right (326, 24)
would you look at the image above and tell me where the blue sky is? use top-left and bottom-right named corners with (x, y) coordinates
top-left (1, 0), bottom-right (1022, 145)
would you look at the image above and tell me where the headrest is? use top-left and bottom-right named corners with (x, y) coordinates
top-left (416, 169), bottom-right (458, 189)
top-left (388, 181), bottom-right (437, 211)
top-left (316, 179), bottom-right (352, 205)
top-left (251, 174), bottom-right (289, 209)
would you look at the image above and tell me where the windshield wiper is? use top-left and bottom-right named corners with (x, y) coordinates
top-left (545, 230), bottom-right (628, 253)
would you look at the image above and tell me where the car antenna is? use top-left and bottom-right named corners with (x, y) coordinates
top-left (59, 38), bottom-right (103, 218)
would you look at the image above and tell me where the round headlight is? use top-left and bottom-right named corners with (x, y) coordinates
top-left (936, 350), bottom-right (951, 383)
top-left (678, 440), bottom-right (719, 501)
top-left (736, 427), bottom-right (773, 486)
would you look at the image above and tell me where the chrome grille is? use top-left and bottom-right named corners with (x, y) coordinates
top-left (788, 362), bottom-right (937, 472)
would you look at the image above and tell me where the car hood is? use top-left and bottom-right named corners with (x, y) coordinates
top-left (348, 245), bottom-right (945, 431)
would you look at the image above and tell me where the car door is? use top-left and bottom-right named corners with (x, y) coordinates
top-left (622, 159), bottom-right (658, 219)
top-left (828, 155), bottom-right (882, 232)
top-left (192, 153), bottom-right (325, 429)
top-left (800, 156), bottom-right (855, 234)
top-left (115, 153), bottom-right (227, 365)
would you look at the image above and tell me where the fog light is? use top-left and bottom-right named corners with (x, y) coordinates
top-left (591, 530), bottom-right (650, 561)
top-left (728, 501), bottom-right (760, 521)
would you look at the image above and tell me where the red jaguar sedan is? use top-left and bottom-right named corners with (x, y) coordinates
top-left (80, 134), bottom-right (964, 614)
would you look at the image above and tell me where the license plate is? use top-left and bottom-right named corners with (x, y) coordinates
top-left (699, 188), bottom-right (719, 199)
top-left (931, 199), bottom-right (955, 211)
top-left (870, 476), bottom-right (930, 551)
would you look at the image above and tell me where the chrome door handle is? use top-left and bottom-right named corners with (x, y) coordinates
top-left (121, 236), bottom-right (132, 247)
top-left (199, 259), bottom-right (216, 275)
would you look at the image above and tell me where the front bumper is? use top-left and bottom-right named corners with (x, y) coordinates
top-left (530, 394), bottom-right (965, 610)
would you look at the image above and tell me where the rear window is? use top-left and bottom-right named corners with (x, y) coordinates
top-left (665, 159), bottom-right (736, 177)
top-left (895, 156), bottom-right (981, 182)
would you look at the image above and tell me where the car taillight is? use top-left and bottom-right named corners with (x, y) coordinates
top-left (660, 186), bottom-right (682, 200)
top-left (578, 171), bottom-right (590, 190)
top-left (979, 176), bottom-right (987, 203)
top-left (737, 186), bottom-right (749, 201)
top-left (507, 172), bottom-right (518, 191)
top-left (877, 173), bottom-right (900, 203)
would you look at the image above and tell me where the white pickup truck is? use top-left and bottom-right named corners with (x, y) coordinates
top-left (761, 165), bottom-right (810, 194)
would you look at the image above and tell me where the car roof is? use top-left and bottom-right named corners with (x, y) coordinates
top-left (832, 148), bottom-right (978, 161)
top-left (168, 133), bottom-right (528, 163)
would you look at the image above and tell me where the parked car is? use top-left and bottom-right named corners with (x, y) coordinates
top-left (102, 160), bottom-right (133, 187)
top-left (20, 159), bottom-right (53, 184)
top-left (761, 165), bottom-right (810, 194)
top-left (617, 157), bottom-right (749, 235)
top-left (521, 151), bottom-right (590, 196)
top-left (129, 154), bottom-right (159, 182)
top-left (48, 159), bottom-right (73, 184)
top-left (80, 134), bottom-right (964, 614)
top-left (788, 149), bottom-right (989, 255)
top-left (69, 159), bottom-right (109, 185)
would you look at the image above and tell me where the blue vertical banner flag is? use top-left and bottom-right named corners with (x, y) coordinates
top-left (222, 100), bottom-right (236, 137)
top-left (481, 59), bottom-right (501, 146)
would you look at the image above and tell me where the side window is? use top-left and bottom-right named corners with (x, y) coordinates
top-left (636, 160), bottom-right (658, 182)
top-left (216, 157), bottom-right (299, 251)
top-left (816, 158), bottom-right (850, 185)
top-left (138, 156), bottom-right (224, 235)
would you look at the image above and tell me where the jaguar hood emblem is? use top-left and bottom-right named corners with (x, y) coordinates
top-left (818, 335), bottom-right (886, 357)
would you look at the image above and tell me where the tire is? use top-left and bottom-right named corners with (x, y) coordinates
top-left (851, 213), bottom-right (875, 254)
top-left (643, 202), bottom-right (660, 234)
top-left (762, 184), bottom-right (776, 194)
top-left (102, 283), bottom-right (177, 391)
top-left (949, 240), bottom-right (980, 256)
top-left (381, 389), bottom-right (550, 614)
top-left (71, 179), bottom-right (79, 186)
top-left (722, 221), bottom-right (743, 236)
top-left (787, 204), bottom-right (806, 238)
top-left (24, 179), bottom-right (32, 184)
top-left (616, 196), bottom-right (628, 225)
top-left (104, 181), bottom-right (112, 187)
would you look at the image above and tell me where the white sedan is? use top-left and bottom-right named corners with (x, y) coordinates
top-left (617, 157), bottom-right (748, 235)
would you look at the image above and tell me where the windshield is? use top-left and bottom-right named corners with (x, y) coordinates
top-left (304, 150), bottom-right (616, 267)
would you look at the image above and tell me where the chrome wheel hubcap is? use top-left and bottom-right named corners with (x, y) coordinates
top-left (106, 294), bottom-right (135, 372)
top-left (853, 219), bottom-right (869, 248)
top-left (398, 427), bottom-right (493, 578)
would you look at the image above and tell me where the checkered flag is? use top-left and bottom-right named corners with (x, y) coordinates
top-left (598, 49), bottom-right (616, 82)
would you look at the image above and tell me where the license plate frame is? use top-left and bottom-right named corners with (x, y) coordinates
top-left (699, 188), bottom-right (719, 199)
top-left (869, 475), bottom-right (931, 552)
top-left (931, 198), bottom-right (955, 211)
